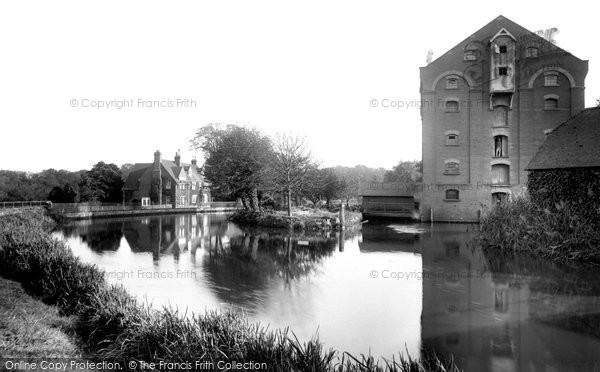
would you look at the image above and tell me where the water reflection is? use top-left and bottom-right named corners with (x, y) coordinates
top-left (55, 215), bottom-right (600, 371)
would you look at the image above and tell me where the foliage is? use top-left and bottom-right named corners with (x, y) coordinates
top-left (191, 124), bottom-right (273, 210)
top-left (48, 183), bottom-right (79, 203)
top-left (528, 168), bottom-right (600, 222)
top-left (301, 167), bottom-right (344, 205)
top-left (0, 209), bottom-right (461, 371)
top-left (475, 195), bottom-right (600, 264)
top-left (383, 160), bottom-right (422, 184)
top-left (0, 169), bottom-right (83, 202)
top-left (333, 165), bottom-right (386, 205)
top-left (78, 162), bottom-right (124, 203)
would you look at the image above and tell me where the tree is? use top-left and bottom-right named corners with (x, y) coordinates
top-left (48, 183), bottom-right (78, 203)
top-left (191, 124), bottom-right (273, 211)
top-left (383, 160), bottom-right (423, 184)
top-left (120, 163), bottom-right (135, 181)
top-left (269, 134), bottom-right (315, 216)
top-left (78, 162), bottom-right (124, 203)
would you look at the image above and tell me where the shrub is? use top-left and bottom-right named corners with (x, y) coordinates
top-left (476, 195), bottom-right (600, 264)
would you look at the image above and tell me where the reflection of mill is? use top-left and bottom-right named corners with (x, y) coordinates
top-left (419, 225), bottom-right (600, 372)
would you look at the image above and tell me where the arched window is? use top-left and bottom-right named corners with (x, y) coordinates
top-left (445, 131), bottom-right (459, 146)
top-left (544, 72), bottom-right (559, 86)
top-left (445, 189), bottom-right (459, 200)
top-left (446, 77), bottom-right (459, 89)
top-left (444, 161), bottom-right (460, 175)
top-left (445, 100), bottom-right (459, 113)
top-left (544, 98), bottom-right (558, 110)
top-left (491, 164), bottom-right (510, 185)
top-left (493, 135), bottom-right (508, 157)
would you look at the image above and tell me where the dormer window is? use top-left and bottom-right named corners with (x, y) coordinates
top-left (525, 46), bottom-right (539, 58)
top-left (544, 72), bottom-right (559, 86)
top-left (446, 77), bottom-right (459, 89)
top-left (445, 100), bottom-right (459, 113)
top-left (464, 50), bottom-right (477, 61)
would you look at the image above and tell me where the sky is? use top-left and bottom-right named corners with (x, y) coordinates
top-left (0, 0), bottom-right (597, 172)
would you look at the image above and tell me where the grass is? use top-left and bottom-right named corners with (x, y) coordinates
top-left (476, 195), bottom-right (600, 264)
top-left (0, 277), bottom-right (83, 358)
top-left (0, 208), bottom-right (461, 371)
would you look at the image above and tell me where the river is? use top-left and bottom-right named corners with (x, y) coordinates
top-left (53, 213), bottom-right (600, 371)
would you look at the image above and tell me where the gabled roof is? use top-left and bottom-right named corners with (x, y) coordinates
top-left (123, 158), bottom-right (204, 190)
top-left (422, 15), bottom-right (582, 70)
top-left (526, 107), bottom-right (600, 170)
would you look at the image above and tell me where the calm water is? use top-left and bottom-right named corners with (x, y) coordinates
top-left (54, 213), bottom-right (600, 371)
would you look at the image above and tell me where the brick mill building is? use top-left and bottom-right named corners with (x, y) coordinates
top-left (420, 15), bottom-right (588, 222)
top-left (123, 150), bottom-right (210, 208)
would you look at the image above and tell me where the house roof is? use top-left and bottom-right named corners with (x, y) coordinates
top-left (123, 157), bottom-right (204, 190)
top-left (526, 107), bottom-right (600, 170)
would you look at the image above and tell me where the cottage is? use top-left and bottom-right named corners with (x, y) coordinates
top-left (123, 150), bottom-right (210, 208)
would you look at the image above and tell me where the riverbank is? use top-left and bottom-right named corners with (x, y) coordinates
top-left (229, 208), bottom-right (363, 232)
top-left (476, 196), bottom-right (600, 265)
top-left (0, 209), bottom-right (460, 371)
top-left (0, 277), bottom-right (83, 358)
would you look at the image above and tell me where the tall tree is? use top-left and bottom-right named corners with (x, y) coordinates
top-left (78, 162), bottom-right (124, 203)
top-left (270, 134), bottom-right (315, 216)
top-left (191, 124), bottom-right (273, 211)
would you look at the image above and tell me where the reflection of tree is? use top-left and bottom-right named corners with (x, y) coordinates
top-left (57, 220), bottom-right (124, 251)
top-left (201, 230), bottom-right (337, 311)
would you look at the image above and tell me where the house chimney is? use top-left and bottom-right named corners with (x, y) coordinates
top-left (175, 150), bottom-right (181, 166)
top-left (191, 157), bottom-right (197, 166)
top-left (154, 150), bottom-right (162, 167)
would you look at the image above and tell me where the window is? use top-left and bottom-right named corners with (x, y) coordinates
top-left (445, 189), bottom-right (459, 200)
top-left (446, 77), bottom-right (458, 89)
top-left (544, 98), bottom-right (558, 110)
top-left (499, 45), bottom-right (507, 53)
top-left (493, 135), bottom-right (508, 157)
top-left (498, 67), bottom-right (508, 76)
top-left (192, 182), bottom-right (197, 190)
top-left (464, 50), bottom-right (477, 61)
top-left (165, 180), bottom-right (171, 189)
top-left (191, 194), bottom-right (197, 204)
top-left (446, 133), bottom-right (459, 146)
top-left (445, 100), bottom-right (459, 113)
top-left (141, 197), bottom-right (150, 207)
top-left (525, 46), bottom-right (538, 58)
top-left (444, 161), bottom-right (460, 175)
top-left (493, 106), bottom-right (508, 126)
top-left (544, 73), bottom-right (559, 86)
top-left (492, 192), bottom-right (508, 205)
top-left (491, 164), bottom-right (510, 185)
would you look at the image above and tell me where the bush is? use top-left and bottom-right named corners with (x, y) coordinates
top-left (476, 196), bottom-right (600, 264)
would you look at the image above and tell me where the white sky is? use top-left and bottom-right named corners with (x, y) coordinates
top-left (0, 0), bottom-right (597, 172)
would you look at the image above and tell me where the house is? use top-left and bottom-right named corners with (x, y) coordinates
top-left (526, 107), bottom-right (600, 218)
top-left (123, 150), bottom-right (210, 208)
top-left (420, 15), bottom-right (588, 221)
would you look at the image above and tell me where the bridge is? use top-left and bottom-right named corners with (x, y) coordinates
top-left (0, 201), bottom-right (50, 209)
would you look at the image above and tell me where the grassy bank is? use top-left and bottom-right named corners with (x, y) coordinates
top-left (0, 209), bottom-right (460, 371)
top-left (230, 208), bottom-right (362, 232)
top-left (0, 277), bottom-right (84, 358)
top-left (476, 196), bottom-right (600, 264)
